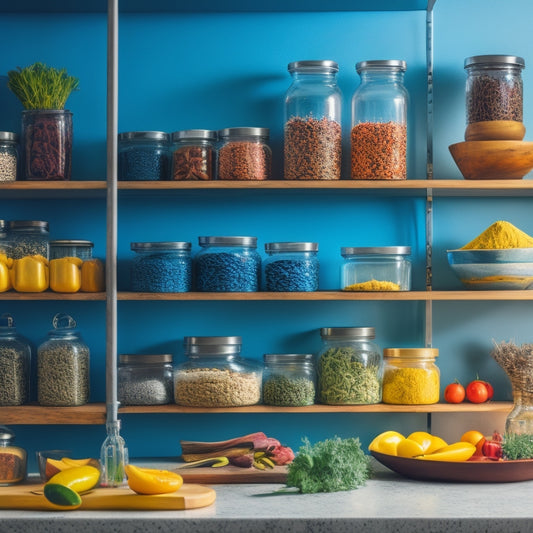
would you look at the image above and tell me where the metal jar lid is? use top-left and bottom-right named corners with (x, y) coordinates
top-left (184, 336), bottom-right (242, 356)
top-left (383, 347), bottom-right (439, 360)
top-left (265, 242), bottom-right (318, 253)
top-left (0, 132), bottom-right (19, 142)
top-left (198, 236), bottom-right (257, 248)
top-left (341, 246), bottom-right (411, 256)
top-left (0, 426), bottom-right (15, 443)
top-left (320, 327), bottom-right (375, 340)
top-left (263, 353), bottom-right (314, 364)
top-left (464, 55), bottom-right (525, 69)
top-left (356, 59), bottom-right (407, 73)
top-left (8, 220), bottom-right (49, 232)
top-left (0, 220), bottom-right (7, 233)
top-left (217, 127), bottom-right (269, 139)
top-left (171, 129), bottom-right (217, 142)
top-left (50, 239), bottom-right (94, 248)
top-left (131, 241), bottom-right (192, 252)
top-left (118, 131), bottom-right (169, 142)
top-left (119, 354), bottom-right (173, 365)
top-left (288, 60), bottom-right (339, 73)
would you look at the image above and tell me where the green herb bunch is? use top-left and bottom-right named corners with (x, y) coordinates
top-left (502, 433), bottom-right (533, 460)
top-left (7, 62), bottom-right (79, 110)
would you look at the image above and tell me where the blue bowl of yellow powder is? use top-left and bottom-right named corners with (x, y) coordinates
top-left (447, 248), bottom-right (533, 289)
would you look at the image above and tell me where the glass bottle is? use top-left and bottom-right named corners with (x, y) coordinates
top-left (0, 426), bottom-right (27, 485)
top-left (100, 420), bottom-right (128, 487)
top-left (284, 60), bottom-right (342, 180)
top-left (118, 131), bottom-right (170, 181)
top-left (317, 327), bottom-right (382, 405)
top-left (171, 129), bottom-right (217, 180)
top-left (0, 132), bottom-right (19, 182)
top-left (351, 60), bottom-right (408, 180)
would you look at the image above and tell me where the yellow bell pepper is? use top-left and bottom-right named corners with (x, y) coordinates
top-left (80, 258), bottom-right (105, 292)
top-left (407, 431), bottom-right (448, 455)
top-left (0, 253), bottom-right (13, 292)
top-left (368, 431), bottom-right (405, 456)
top-left (49, 257), bottom-right (83, 293)
top-left (417, 441), bottom-right (476, 462)
top-left (125, 464), bottom-right (183, 495)
top-left (10, 255), bottom-right (49, 292)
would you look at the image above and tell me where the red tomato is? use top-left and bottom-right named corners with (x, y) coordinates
top-left (466, 380), bottom-right (489, 403)
top-left (444, 382), bottom-right (466, 403)
top-left (482, 381), bottom-right (494, 400)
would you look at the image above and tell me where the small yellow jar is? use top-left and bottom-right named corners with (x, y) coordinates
top-left (382, 347), bottom-right (439, 405)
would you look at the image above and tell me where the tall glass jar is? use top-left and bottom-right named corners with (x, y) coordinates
top-left (118, 131), bottom-right (170, 181)
top-left (171, 129), bottom-right (217, 180)
top-left (317, 327), bottom-right (382, 405)
top-left (0, 132), bottom-right (19, 182)
top-left (195, 236), bottom-right (261, 292)
top-left (37, 313), bottom-right (90, 406)
top-left (0, 426), bottom-right (26, 486)
top-left (264, 241), bottom-right (319, 292)
top-left (284, 60), bottom-right (342, 180)
top-left (465, 55), bottom-right (525, 124)
top-left (174, 336), bottom-right (262, 407)
top-left (351, 60), bottom-right (408, 180)
top-left (8, 220), bottom-right (49, 259)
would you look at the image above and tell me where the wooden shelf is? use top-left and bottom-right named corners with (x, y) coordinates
top-left (0, 292), bottom-right (106, 301)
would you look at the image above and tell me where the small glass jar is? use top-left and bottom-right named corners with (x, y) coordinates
top-left (264, 242), bottom-right (319, 292)
top-left (195, 236), bottom-right (261, 292)
top-left (0, 426), bottom-right (26, 486)
top-left (0, 314), bottom-right (31, 406)
top-left (174, 336), bottom-right (262, 407)
top-left (118, 131), bottom-right (170, 181)
top-left (351, 60), bottom-right (408, 180)
top-left (465, 55), bottom-right (525, 124)
top-left (382, 347), bottom-right (440, 405)
top-left (171, 129), bottom-right (217, 180)
top-left (131, 241), bottom-right (192, 293)
top-left (341, 246), bottom-right (411, 291)
top-left (37, 313), bottom-right (90, 407)
top-left (118, 353), bottom-right (173, 406)
top-left (262, 353), bottom-right (316, 406)
top-left (218, 127), bottom-right (271, 181)
top-left (50, 240), bottom-right (94, 260)
top-left (0, 132), bottom-right (19, 182)
top-left (8, 220), bottom-right (49, 259)
top-left (317, 327), bottom-right (382, 405)
top-left (0, 220), bottom-right (10, 257)
top-left (284, 60), bottom-right (342, 180)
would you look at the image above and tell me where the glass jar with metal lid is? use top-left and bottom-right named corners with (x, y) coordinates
top-left (341, 246), bottom-right (411, 291)
top-left (264, 242), bottom-right (319, 292)
top-left (317, 327), bottom-right (382, 405)
top-left (0, 132), bottom-right (18, 182)
top-left (382, 347), bottom-right (440, 405)
top-left (131, 241), bottom-right (192, 293)
top-left (174, 336), bottom-right (262, 407)
top-left (50, 240), bottom-right (93, 260)
top-left (118, 131), bottom-right (170, 181)
top-left (8, 220), bottom-right (49, 260)
top-left (118, 353), bottom-right (173, 406)
top-left (195, 236), bottom-right (260, 292)
top-left (263, 353), bottom-right (316, 406)
top-left (171, 129), bottom-right (217, 181)
top-left (351, 59), bottom-right (408, 180)
top-left (465, 55), bottom-right (525, 125)
top-left (284, 60), bottom-right (342, 180)
top-left (218, 127), bottom-right (271, 181)
top-left (0, 426), bottom-right (26, 486)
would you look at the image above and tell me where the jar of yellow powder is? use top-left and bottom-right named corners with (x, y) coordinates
top-left (382, 347), bottom-right (439, 404)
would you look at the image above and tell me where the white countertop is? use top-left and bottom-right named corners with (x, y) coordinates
top-left (1, 461), bottom-right (532, 532)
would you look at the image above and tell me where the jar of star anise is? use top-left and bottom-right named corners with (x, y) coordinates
top-left (171, 129), bottom-right (217, 181)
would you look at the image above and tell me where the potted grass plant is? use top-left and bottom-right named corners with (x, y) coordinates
top-left (7, 62), bottom-right (79, 181)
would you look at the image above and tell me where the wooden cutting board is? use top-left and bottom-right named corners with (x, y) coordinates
top-left (0, 482), bottom-right (216, 511)
top-left (175, 464), bottom-right (288, 484)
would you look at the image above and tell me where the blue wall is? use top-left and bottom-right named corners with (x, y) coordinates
top-left (1, 0), bottom-right (532, 472)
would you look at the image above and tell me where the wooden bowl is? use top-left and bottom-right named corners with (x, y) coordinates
top-left (449, 140), bottom-right (533, 180)
top-left (465, 120), bottom-right (526, 141)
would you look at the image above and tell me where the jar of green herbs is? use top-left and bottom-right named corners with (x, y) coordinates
top-left (317, 327), bottom-right (382, 405)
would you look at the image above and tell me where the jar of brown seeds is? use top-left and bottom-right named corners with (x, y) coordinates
top-left (171, 129), bottom-right (217, 180)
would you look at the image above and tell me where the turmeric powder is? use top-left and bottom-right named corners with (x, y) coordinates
top-left (382, 367), bottom-right (439, 404)
top-left (461, 221), bottom-right (533, 249)
top-left (343, 280), bottom-right (400, 291)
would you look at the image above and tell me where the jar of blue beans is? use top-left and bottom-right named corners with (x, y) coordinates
top-left (195, 236), bottom-right (261, 292)
top-left (118, 131), bottom-right (170, 181)
top-left (264, 241), bottom-right (319, 291)
top-left (131, 241), bottom-right (192, 292)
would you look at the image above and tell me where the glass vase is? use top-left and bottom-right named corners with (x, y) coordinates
top-left (506, 386), bottom-right (533, 436)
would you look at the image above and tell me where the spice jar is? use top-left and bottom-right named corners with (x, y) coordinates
top-left (465, 55), bottom-right (525, 124)
top-left (218, 127), bottom-right (271, 181)
top-left (118, 131), bottom-right (170, 181)
top-left (171, 129), bottom-right (217, 180)
top-left (174, 336), bottom-right (262, 407)
top-left (341, 246), bottom-right (411, 291)
top-left (351, 60), bottom-right (408, 180)
top-left (0, 314), bottom-right (31, 406)
top-left (264, 242), bottom-right (319, 292)
top-left (382, 347), bottom-right (440, 405)
top-left (50, 240), bottom-right (93, 260)
top-left (0, 132), bottom-right (18, 182)
top-left (131, 241), bottom-right (192, 293)
top-left (37, 313), bottom-right (90, 406)
top-left (263, 353), bottom-right (316, 406)
top-left (118, 354), bottom-right (173, 406)
top-left (284, 60), bottom-right (342, 180)
top-left (317, 327), bottom-right (382, 405)
top-left (0, 426), bottom-right (26, 486)
top-left (195, 236), bottom-right (261, 292)
top-left (8, 220), bottom-right (49, 259)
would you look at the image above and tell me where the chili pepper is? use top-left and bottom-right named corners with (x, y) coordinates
top-left (49, 257), bottom-right (83, 293)
top-left (80, 259), bottom-right (105, 292)
top-left (0, 254), bottom-right (13, 292)
top-left (10, 255), bottom-right (49, 292)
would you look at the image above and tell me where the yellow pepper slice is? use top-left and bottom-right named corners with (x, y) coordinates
top-left (10, 255), bottom-right (49, 292)
top-left (417, 441), bottom-right (476, 462)
top-left (407, 431), bottom-right (448, 455)
top-left (0, 254), bottom-right (12, 292)
top-left (50, 257), bottom-right (83, 293)
top-left (80, 258), bottom-right (105, 292)
top-left (368, 431), bottom-right (405, 456)
top-left (125, 464), bottom-right (183, 495)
